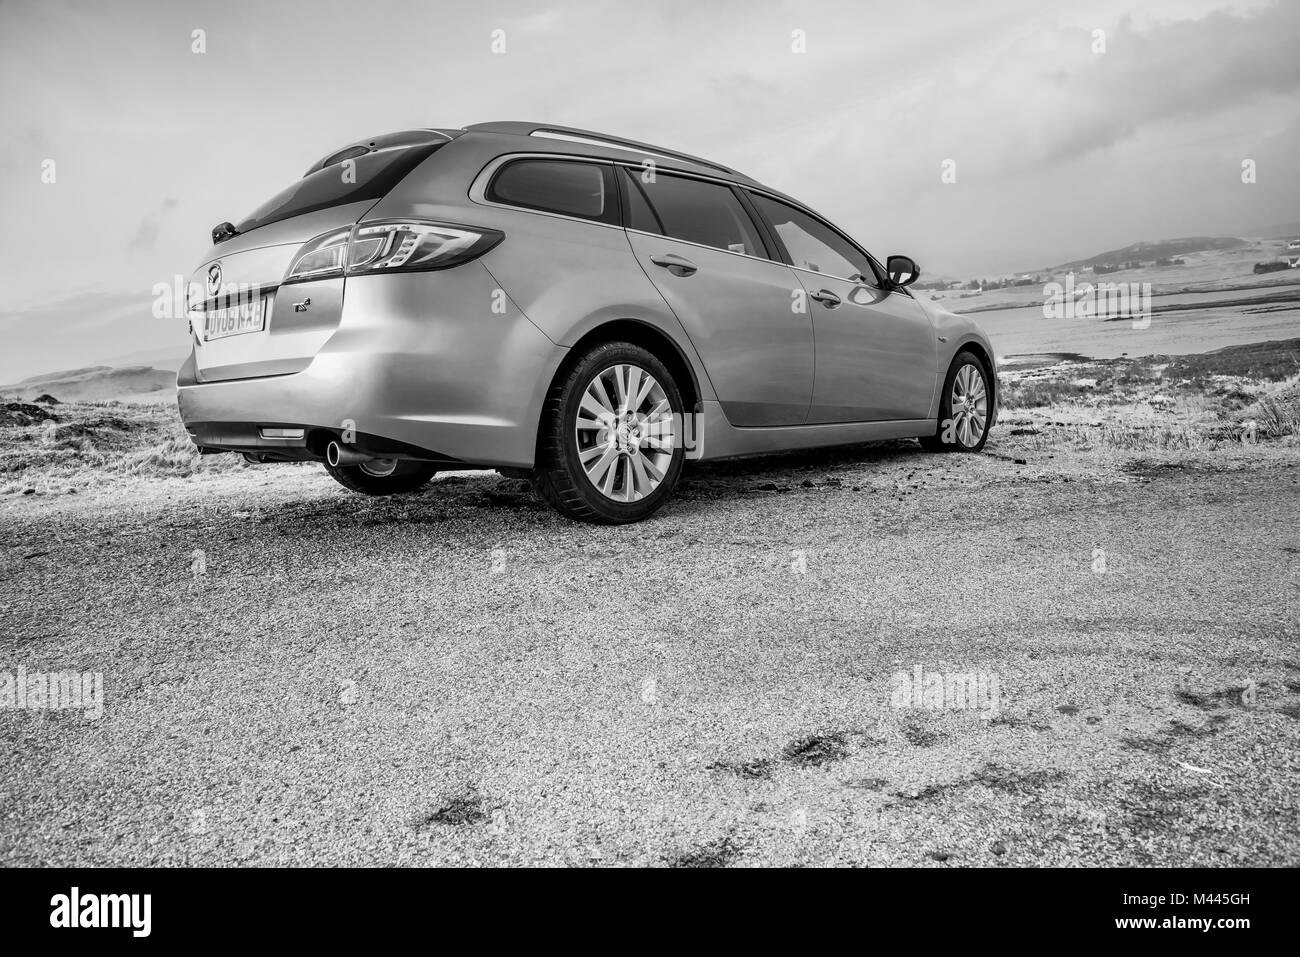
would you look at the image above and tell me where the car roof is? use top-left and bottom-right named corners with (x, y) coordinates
top-left (306, 123), bottom-right (809, 215)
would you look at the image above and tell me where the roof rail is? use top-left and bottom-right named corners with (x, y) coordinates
top-left (463, 121), bottom-right (743, 178)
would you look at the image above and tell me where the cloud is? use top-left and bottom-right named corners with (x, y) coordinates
top-left (1025, 3), bottom-right (1300, 168)
top-left (127, 197), bottom-right (180, 253)
top-left (1, 0), bottom-right (1296, 299)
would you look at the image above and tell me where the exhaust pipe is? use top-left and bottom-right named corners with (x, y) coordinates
top-left (326, 440), bottom-right (374, 467)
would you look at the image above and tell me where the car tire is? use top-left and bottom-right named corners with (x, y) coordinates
top-left (533, 341), bottom-right (686, 524)
top-left (323, 459), bottom-right (439, 496)
top-left (919, 351), bottom-right (992, 453)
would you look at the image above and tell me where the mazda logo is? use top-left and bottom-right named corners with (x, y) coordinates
top-left (206, 262), bottom-right (222, 296)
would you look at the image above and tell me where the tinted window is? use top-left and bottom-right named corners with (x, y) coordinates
top-left (488, 159), bottom-right (615, 223)
top-left (623, 172), bottom-right (664, 234)
top-left (624, 169), bottom-right (765, 257)
top-left (751, 194), bottom-right (876, 281)
top-left (236, 143), bottom-right (442, 234)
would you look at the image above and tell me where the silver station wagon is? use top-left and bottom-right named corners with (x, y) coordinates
top-left (180, 122), bottom-right (997, 523)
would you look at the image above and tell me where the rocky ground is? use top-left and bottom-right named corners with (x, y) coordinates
top-left (1, 421), bottom-right (1297, 866)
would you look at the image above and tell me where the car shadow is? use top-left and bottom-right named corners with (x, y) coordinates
top-left (247, 439), bottom-right (929, 532)
top-left (674, 438), bottom-right (928, 500)
top-left (682, 438), bottom-right (923, 484)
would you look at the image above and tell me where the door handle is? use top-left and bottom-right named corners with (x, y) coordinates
top-left (810, 289), bottom-right (841, 307)
top-left (649, 253), bottom-right (698, 276)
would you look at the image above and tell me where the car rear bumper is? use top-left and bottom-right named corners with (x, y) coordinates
top-left (177, 267), bottom-right (564, 468)
top-left (182, 417), bottom-right (466, 465)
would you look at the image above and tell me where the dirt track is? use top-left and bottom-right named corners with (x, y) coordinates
top-left (1, 441), bottom-right (1298, 866)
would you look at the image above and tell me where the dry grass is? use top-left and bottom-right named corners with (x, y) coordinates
top-left (997, 338), bottom-right (1300, 452)
top-left (1255, 390), bottom-right (1300, 439)
top-left (0, 399), bottom-right (247, 495)
top-left (5, 339), bottom-right (1299, 496)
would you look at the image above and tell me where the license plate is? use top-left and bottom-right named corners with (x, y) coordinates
top-left (204, 297), bottom-right (267, 341)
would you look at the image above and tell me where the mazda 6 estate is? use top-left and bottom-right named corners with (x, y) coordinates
top-left (180, 121), bottom-right (997, 523)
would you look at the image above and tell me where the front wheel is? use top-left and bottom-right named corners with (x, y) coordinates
top-left (532, 342), bottom-right (686, 524)
top-left (920, 352), bottom-right (992, 453)
top-left (323, 458), bottom-right (439, 496)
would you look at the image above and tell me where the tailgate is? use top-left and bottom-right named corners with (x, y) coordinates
top-left (187, 200), bottom-right (378, 383)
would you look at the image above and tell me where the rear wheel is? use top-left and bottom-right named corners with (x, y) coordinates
top-left (533, 342), bottom-right (685, 524)
top-left (323, 458), bottom-right (439, 496)
top-left (920, 352), bottom-right (991, 453)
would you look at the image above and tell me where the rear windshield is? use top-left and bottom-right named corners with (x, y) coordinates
top-left (235, 143), bottom-right (443, 234)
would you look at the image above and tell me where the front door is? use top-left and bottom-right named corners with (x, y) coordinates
top-left (747, 192), bottom-right (937, 423)
top-left (622, 169), bottom-right (813, 427)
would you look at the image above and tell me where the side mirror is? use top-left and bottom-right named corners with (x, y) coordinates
top-left (886, 254), bottom-right (920, 288)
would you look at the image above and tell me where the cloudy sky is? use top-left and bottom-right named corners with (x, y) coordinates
top-left (0, 0), bottom-right (1297, 380)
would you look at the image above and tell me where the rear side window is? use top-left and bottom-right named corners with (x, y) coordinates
top-left (622, 169), bottom-right (765, 257)
top-left (487, 159), bottom-right (617, 224)
top-left (236, 143), bottom-right (443, 234)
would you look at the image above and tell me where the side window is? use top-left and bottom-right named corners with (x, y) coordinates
top-left (487, 159), bottom-right (616, 224)
top-left (750, 193), bottom-right (877, 282)
top-left (622, 169), bottom-right (765, 257)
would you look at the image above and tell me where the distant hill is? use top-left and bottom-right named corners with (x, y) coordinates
top-left (0, 365), bottom-right (175, 403)
top-left (1054, 237), bottom-right (1245, 271)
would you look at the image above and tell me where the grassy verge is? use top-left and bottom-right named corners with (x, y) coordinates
top-left (997, 338), bottom-right (1300, 452)
top-left (0, 399), bottom-right (250, 495)
top-left (3, 338), bottom-right (1298, 496)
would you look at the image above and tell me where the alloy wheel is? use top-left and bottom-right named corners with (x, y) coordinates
top-left (950, 363), bottom-right (988, 447)
top-left (574, 363), bottom-right (676, 502)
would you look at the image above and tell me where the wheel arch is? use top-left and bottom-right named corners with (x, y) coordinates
top-left (532, 318), bottom-right (704, 475)
top-left (552, 318), bottom-right (704, 414)
top-left (951, 338), bottom-right (998, 428)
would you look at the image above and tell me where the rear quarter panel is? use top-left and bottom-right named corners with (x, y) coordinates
top-left (368, 139), bottom-right (718, 402)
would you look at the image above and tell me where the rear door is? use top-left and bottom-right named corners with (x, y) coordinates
top-left (620, 169), bottom-right (813, 427)
top-left (188, 141), bottom-right (443, 382)
top-left (747, 192), bottom-right (937, 423)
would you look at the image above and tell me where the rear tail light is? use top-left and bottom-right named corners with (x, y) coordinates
top-left (284, 220), bottom-right (503, 283)
top-left (286, 229), bottom-right (350, 280)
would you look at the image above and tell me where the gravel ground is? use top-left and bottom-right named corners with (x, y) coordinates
top-left (1, 439), bottom-right (1298, 867)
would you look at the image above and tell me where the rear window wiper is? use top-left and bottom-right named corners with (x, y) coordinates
top-left (211, 221), bottom-right (240, 245)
